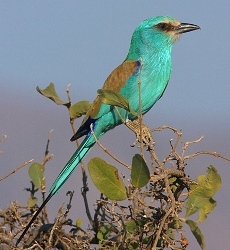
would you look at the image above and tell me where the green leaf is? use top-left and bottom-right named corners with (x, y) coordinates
top-left (36, 83), bottom-right (70, 107)
top-left (131, 154), bottom-right (150, 188)
top-left (198, 198), bottom-right (216, 222)
top-left (97, 89), bottom-right (132, 113)
top-left (75, 218), bottom-right (83, 227)
top-left (129, 241), bottom-right (139, 250)
top-left (168, 217), bottom-right (183, 230)
top-left (97, 224), bottom-right (112, 241)
top-left (125, 220), bottom-right (137, 233)
top-left (28, 162), bottom-right (45, 190)
top-left (186, 220), bottom-right (205, 249)
top-left (27, 196), bottom-right (38, 208)
top-left (164, 228), bottom-right (175, 240)
top-left (186, 166), bottom-right (221, 222)
top-left (88, 157), bottom-right (127, 201)
top-left (69, 100), bottom-right (90, 119)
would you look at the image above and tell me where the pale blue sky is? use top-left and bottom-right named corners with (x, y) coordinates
top-left (1, 1), bottom-right (230, 249)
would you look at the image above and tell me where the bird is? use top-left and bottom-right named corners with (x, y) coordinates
top-left (16, 16), bottom-right (199, 245)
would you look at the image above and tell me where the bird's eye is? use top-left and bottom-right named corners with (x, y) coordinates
top-left (155, 23), bottom-right (171, 31)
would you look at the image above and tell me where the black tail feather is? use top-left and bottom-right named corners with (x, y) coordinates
top-left (16, 192), bottom-right (53, 246)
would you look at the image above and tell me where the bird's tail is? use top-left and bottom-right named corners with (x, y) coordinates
top-left (49, 134), bottom-right (94, 196)
top-left (16, 135), bottom-right (94, 246)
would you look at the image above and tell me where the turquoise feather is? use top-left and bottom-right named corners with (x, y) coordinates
top-left (16, 16), bottom-right (199, 245)
top-left (49, 135), bottom-right (95, 195)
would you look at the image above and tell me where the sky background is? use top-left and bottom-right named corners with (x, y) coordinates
top-left (1, 1), bottom-right (230, 249)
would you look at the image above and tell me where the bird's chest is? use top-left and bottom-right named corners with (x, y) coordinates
top-left (122, 59), bottom-right (172, 115)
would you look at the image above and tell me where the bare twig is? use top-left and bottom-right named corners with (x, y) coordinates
top-left (0, 159), bottom-right (34, 182)
top-left (137, 59), bottom-right (144, 158)
top-left (66, 84), bottom-right (94, 229)
top-left (184, 150), bottom-right (230, 161)
top-left (152, 207), bottom-right (173, 250)
top-left (152, 125), bottom-right (182, 134)
top-left (148, 143), bottom-right (165, 170)
top-left (90, 124), bottom-right (131, 169)
top-left (65, 191), bottom-right (74, 214)
top-left (26, 243), bottom-right (43, 250)
top-left (44, 129), bottom-right (54, 156)
top-left (182, 135), bottom-right (204, 157)
top-left (48, 207), bottom-right (64, 246)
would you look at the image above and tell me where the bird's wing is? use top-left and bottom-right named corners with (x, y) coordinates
top-left (71, 60), bottom-right (139, 141)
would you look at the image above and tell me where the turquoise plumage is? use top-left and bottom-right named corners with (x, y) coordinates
top-left (16, 16), bottom-right (199, 245)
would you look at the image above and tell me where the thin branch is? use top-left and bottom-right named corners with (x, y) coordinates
top-left (0, 159), bottom-right (34, 182)
top-left (152, 125), bottom-right (182, 134)
top-left (148, 143), bottom-right (165, 170)
top-left (66, 83), bottom-right (72, 103)
top-left (48, 207), bottom-right (63, 246)
top-left (66, 84), bottom-right (84, 164)
top-left (44, 129), bottom-right (54, 156)
top-left (41, 153), bottom-right (54, 166)
top-left (26, 243), bottom-right (43, 250)
top-left (65, 191), bottom-right (74, 215)
top-left (81, 184), bottom-right (94, 227)
top-left (40, 129), bottom-right (55, 222)
top-left (66, 84), bottom-right (93, 228)
top-left (152, 207), bottom-right (173, 250)
top-left (137, 58), bottom-right (144, 158)
top-left (164, 176), bottom-right (176, 210)
top-left (182, 135), bottom-right (204, 157)
top-left (150, 169), bottom-right (184, 182)
top-left (184, 150), bottom-right (230, 161)
top-left (90, 124), bottom-right (131, 169)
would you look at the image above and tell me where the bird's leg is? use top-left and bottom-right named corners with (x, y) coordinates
top-left (125, 119), bottom-right (155, 147)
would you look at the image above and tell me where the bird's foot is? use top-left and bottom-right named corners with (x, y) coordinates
top-left (125, 119), bottom-right (155, 147)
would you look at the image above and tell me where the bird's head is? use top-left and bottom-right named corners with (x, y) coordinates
top-left (128, 16), bottom-right (200, 58)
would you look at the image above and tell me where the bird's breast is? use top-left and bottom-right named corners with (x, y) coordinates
top-left (124, 58), bottom-right (172, 116)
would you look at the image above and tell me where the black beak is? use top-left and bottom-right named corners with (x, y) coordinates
top-left (175, 23), bottom-right (200, 34)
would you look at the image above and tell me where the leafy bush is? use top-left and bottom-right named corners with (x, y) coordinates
top-left (1, 83), bottom-right (229, 249)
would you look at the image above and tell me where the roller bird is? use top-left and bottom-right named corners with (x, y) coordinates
top-left (16, 16), bottom-right (199, 245)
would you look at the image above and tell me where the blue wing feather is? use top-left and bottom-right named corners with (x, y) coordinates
top-left (70, 117), bottom-right (97, 141)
